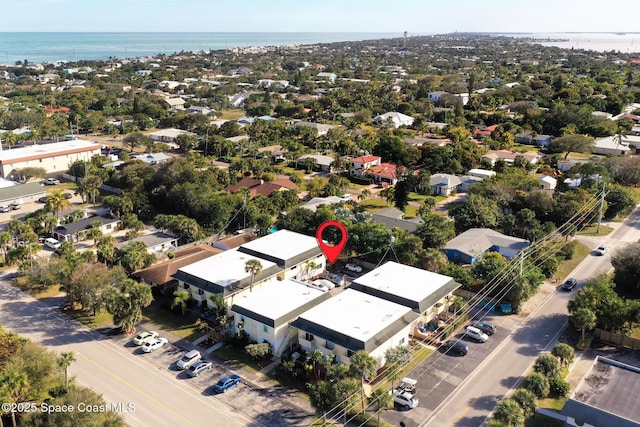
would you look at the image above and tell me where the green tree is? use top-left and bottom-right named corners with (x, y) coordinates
top-left (0, 370), bottom-right (29, 427)
top-left (522, 372), bottom-right (550, 398)
top-left (611, 242), bottom-right (640, 297)
top-left (307, 380), bottom-right (336, 424)
top-left (334, 378), bottom-right (360, 424)
top-left (171, 290), bottom-right (190, 316)
top-left (349, 351), bottom-right (377, 409)
top-left (449, 194), bottom-right (502, 232)
top-left (550, 134), bottom-right (594, 160)
top-left (511, 388), bottom-right (537, 418)
top-left (493, 399), bottom-right (525, 427)
top-left (551, 343), bottom-right (575, 367)
top-left (549, 376), bottom-right (570, 398)
top-left (368, 387), bottom-right (393, 427)
top-left (534, 353), bottom-right (560, 378)
top-left (44, 189), bottom-right (72, 218)
top-left (244, 259), bottom-right (263, 292)
top-left (123, 132), bottom-right (150, 152)
top-left (105, 279), bottom-right (153, 334)
top-left (384, 345), bottom-right (413, 391)
top-left (57, 351), bottom-right (76, 388)
top-left (572, 307), bottom-right (597, 343)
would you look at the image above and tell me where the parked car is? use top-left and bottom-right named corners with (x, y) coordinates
top-left (44, 238), bottom-right (62, 249)
top-left (141, 337), bottom-right (168, 353)
top-left (594, 246), bottom-right (608, 256)
top-left (177, 350), bottom-right (202, 370)
top-left (133, 330), bottom-right (159, 346)
top-left (0, 206), bottom-right (10, 213)
top-left (212, 374), bottom-right (241, 393)
top-left (187, 360), bottom-right (213, 377)
top-left (38, 196), bottom-right (48, 203)
top-left (63, 192), bottom-right (73, 199)
top-left (327, 273), bottom-right (345, 286)
top-left (9, 203), bottom-right (20, 210)
top-left (44, 178), bottom-right (60, 185)
top-left (443, 340), bottom-right (469, 356)
top-left (312, 279), bottom-right (335, 290)
top-left (344, 263), bottom-right (362, 273)
top-left (473, 321), bottom-right (497, 335)
top-left (340, 194), bottom-right (352, 201)
top-left (465, 326), bottom-right (489, 343)
top-left (562, 278), bottom-right (578, 291)
top-left (307, 281), bottom-right (330, 292)
top-left (394, 390), bottom-right (419, 409)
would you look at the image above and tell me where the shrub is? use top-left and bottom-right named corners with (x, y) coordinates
top-left (551, 343), bottom-right (575, 367)
top-left (557, 241), bottom-right (577, 261)
top-left (549, 376), bottom-right (570, 398)
top-left (511, 388), bottom-right (537, 418)
top-left (534, 354), bottom-right (560, 377)
top-left (523, 372), bottom-right (550, 398)
top-left (245, 342), bottom-right (271, 359)
top-left (493, 399), bottom-right (525, 427)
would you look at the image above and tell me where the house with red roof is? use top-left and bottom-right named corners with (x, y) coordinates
top-left (225, 176), bottom-right (299, 198)
top-left (349, 155), bottom-right (398, 185)
top-left (474, 124), bottom-right (498, 140)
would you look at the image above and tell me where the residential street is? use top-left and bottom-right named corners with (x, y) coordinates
top-left (0, 280), bottom-right (251, 427)
top-left (421, 206), bottom-right (640, 427)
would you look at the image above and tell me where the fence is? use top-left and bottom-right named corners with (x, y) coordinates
top-left (594, 328), bottom-right (640, 350)
top-left (62, 173), bottom-right (122, 194)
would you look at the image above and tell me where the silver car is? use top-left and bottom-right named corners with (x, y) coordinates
top-left (187, 360), bottom-right (213, 377)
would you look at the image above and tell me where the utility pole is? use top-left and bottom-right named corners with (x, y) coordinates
top-left (596, 179), bottom-right (606, 234)
top-left (519, 251), bottom-right (524, 276)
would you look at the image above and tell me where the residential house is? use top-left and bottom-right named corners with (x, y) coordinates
top-left (292, 121), bottom-right (337, 136)
top-left (149, 128), bottom-right (196, 148)
top-left (0, 140), bottom-right (102, 179)
top-left (482, 150), bottom-right (544, 166)
top-left (296, 154), bottom-right (335, 172)
top-left (53, 215), bottom-right (122, 243)
top-left (135, 244), bottom-right (222, 292)
top-left (0, 182), bottom-right (46, 205)
top-left (290, 289), bottom-right (419, 367)
top-left (561, 357), bottom-right (640, 427)
top-left (443, 228), bottom-right (530, 264)
top-left (164, 97), bottom-right (186, 111)
top-left (349, 261), bottom-right (461, 335)
top-left (428, 91), bottom-right (449, 103)
top-left (116, 231), bottom-right (179, 254)
top-left (225, 177), bottom-right (298, 198)
top-left (229, 67), bottom-right (252, 77)
top-left (467, 169), bottom-right (496, 179)
top-left (133, 153), bottom-right (172, 165)
top-left (316, 72), bottom-right (337, 83)
top-left (474, 124), bottom-right (498, 140)
top-left (230, 279), bottom-right (330, 357)
top-left (430, 173), bottom-right (462, 196)
top-left (592, 111), bottom-right (613, 120)
top-left (537, 175), bottom-right (557, 190)
top-left (188, 106), bottom-right (212, 115)
top-left (373, 112), bottom-right (415, 128)
top-left (258, 79), bottom-right (289, 89)
top-left (514, 131), bottom-right (554, 148)
top-left (301, 196), bottom-right (343, 212)
top-left (173, 230), bottom-right (325, 309)
top-left (371, 207), bottom-right (422, 233)
top-left (592, 136), bottom-right (630, 156)
top-left (349, 155), bottom-right (398, 185)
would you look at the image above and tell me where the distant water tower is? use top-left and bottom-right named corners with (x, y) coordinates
top-left (403, 31), bottom-right (408, 46)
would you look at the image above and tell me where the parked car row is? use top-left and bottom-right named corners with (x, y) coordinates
top-left (442, 320), bottom-right (497, 357)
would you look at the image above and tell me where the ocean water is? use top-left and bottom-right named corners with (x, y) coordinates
top-left (502, 32), bottom-right (640, 54)
top-left (0, 32), bottom-right (397, 64)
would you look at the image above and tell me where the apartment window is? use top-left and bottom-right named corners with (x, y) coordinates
top-left (198, 289), bottom-right (204, 295)
top-left (325, 340), bottom-right (335, 350)
top-left (347, 350), bottom-right (355, 358)
top-left (183, 283), bottom-right (190, 289)
top-left (305, 333), bottom-right (314, 342)
top-left (263, 325), bottom-right (268, 333)
top-left (399, 337), bottom-right (405, 345)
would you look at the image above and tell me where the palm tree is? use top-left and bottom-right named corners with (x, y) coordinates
top-left (368, 387), bottom-right (393, 427)
top-left (613, 125), bottom-right (628, 150)
top-left (86, 222), bottom-right (103, 246)
top-left (45, 189), bottom-right (72, 218)
top-left (358, 188), bottom-right (372, 201)
top-left (307, 380), bottom-right (336, 424)
top-left (0, 370), bottom-right (29, 427)
top-left (0, 231), bottom-right (12, 263)
top-left (380, 186), bottom-right (395, 205)
top-left (573, 307), bottom-right (597, 343)
top-left (171, 290), bottom-right (190, 316)
top-left (349, 351), bottom-right (377, 409)
top-left (57, 351), bottom-right (76, 387)
top-left (244, 259), bottom-right (263, 292)
top-left (303, 260), bottom-right (320, 280)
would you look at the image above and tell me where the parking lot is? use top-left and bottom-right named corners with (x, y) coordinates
top-left (383, 314), bottom-right (516, 427)
top-left (102, 328), bottom-right (315, 427)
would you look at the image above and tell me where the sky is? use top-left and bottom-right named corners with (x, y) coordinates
top-left (2, 0), bottom-right (638, 33)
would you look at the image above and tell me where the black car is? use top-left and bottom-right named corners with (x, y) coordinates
top-left (562, 278), bottom-right (578, 291)
top-left (473, 320), bottom-right (497, 335)
top-left (38, 196), bottom-right (48, 203)
top-left (443, 340), bottom-right (468, 356)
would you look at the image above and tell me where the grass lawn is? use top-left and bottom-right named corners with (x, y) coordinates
top-left (538, 397), bottom-right (567, 411)
top-left (373, 343), bottom-right (434, 392)
top-left (360, 198), bottom-right (393, 212)
top-left (552, 242), bottom-right (590, 282)
top-left (212, 344), bottom-right (265, 374)
top-left (141, 298), bottom-right (202, 340)
top-left (525, 412), bottom-right (564, 427)
top-left (405, 205), bottom-right (418, 218)
top-left (71, 309), bottom-right (114, 328)
top-left (348, 182), bottom-right (372, 190)
top-left (577, 224), bottom-right (613, 236)
top-left (567, 152), bottom-right (594, 159)
top-left (218, 109), bottom-right (246, 120)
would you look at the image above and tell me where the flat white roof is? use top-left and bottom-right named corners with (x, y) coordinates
top-left (298, 288), bottom-right (413, 342)
top-left (0, 139), bottom-right (101, 162)
top-left (231, 279), bottom-right (326, 322)
top-left (239, 230), bottom-right (320, 263)
top-left (179, 249), bottom-right (277, 288)
top-left (353, 261), bottom-right (453, 303)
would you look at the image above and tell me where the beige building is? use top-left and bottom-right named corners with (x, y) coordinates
top-left (0, 140), bottom-right (101, 179)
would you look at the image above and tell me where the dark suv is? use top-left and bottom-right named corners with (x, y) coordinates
top-left (473, 320), bottom-right (497, 335)
top-left (562, 278), bottom-right (578, 291)
top-left (443, 340), bottom-right (468, 356)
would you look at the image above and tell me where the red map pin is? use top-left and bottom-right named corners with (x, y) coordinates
top-left (315, 220), bottom-right (348, 264)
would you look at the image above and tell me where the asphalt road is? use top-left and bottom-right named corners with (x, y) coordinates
top-left (0, 281), bottom-right (251, 427)
top-left (423, 206), bottom-right (640, 427)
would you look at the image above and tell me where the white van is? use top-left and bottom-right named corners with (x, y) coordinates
top-left (465, 326), bottom-right (489, 343)
top-left (44, 238), bottom-right (62, 249)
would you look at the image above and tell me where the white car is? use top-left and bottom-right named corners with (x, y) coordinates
top-left (394, 391), bottom-right (419, 409)
top-left (308, 281), bottom-right (330, 292)
top-left (133, 330), bottom-right (159, 346)
top-left (44, 178), bottom-right (60, 185)
top-left (340, 194), bottom-right (352, 201)
top-left (594, 246), bottom-right (608, 256)
top-left (327, 273), bottom-right (345, 286)
top-left (312, 279), bottom-right (335, 290)
top-left (141, 337), bottom-right (168, 353)
top-left (345, 263), bottom-right (363, 273)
